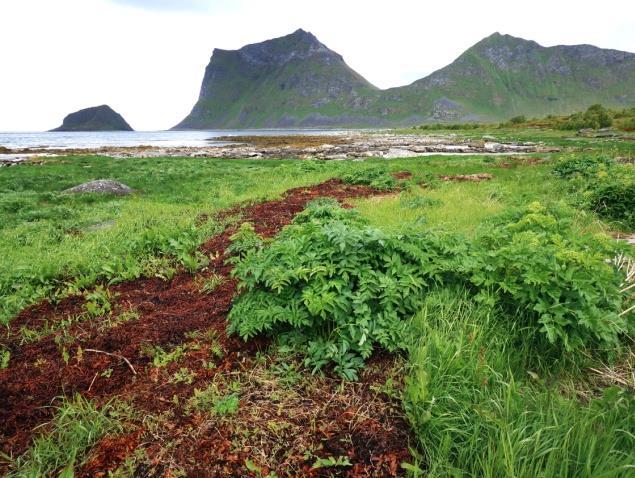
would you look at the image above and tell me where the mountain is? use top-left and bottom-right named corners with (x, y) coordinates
top-left (51, 105), bottom-right (133, 132)
top-left (383, 32), bottom-right (635, 122)
top-left (174, 29), bottom-right (378, 129)
top-left (174, 31), bottom-right (635, 129)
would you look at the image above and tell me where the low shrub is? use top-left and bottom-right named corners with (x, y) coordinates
top-left (560, 104), bottom-right (613, 130)
top-left (619, 117), bottom-right (635, 132)
top-left (587, 177), bottom-right (635, 229)
top-left (228, 199), bottom-right (467, 379)
top-left (340, 167), bottom-right (396, 190)
top-left (553, 156), bottom-right (635, 228)
top-left (552, 155), bottom-right (613, 179)
top-left (229, 200), bottom-right (632, 378)
top-left (470, 202), bottom-right (629, 353)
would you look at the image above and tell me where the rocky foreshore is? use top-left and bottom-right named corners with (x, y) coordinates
top-left (0, 133), bottom-right (560, 166)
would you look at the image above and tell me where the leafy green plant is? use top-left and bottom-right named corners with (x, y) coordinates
top-left (552, 155), bottom-right (613, 179)
top-left (189, 381), bottom-right (240, 416)
top-left (226, 222), bottom-right (264, 260)
top-left (469, 202), bottom-right (629, 354)
top-left (141, 343), bottom-right (188, 367)
top-left (1, 348), bottom-right (10, 369)
top-left (228, 199), bottom-right (467, 379)
top-left (213, 394), bottom-right (240, 415)
top-left (553, 156), bottom-right (635, 229)
top-left (587, 177), bottom-right (635, 229)
top-left (197, 273), bottom-right (226, 294)
top-left (141, 256), bottom-right (176, 281)
top-left (311, 456), bottom-right (352, 469)
top-left (83, 285), bottom-right (113, 318)
top-left (340, 166), bottom-right (396, 190)
top-left (171, 367), bottom-right (196, 384)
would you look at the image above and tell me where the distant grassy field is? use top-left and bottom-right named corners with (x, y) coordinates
top-left (1, 130), bottom-right (633, 477)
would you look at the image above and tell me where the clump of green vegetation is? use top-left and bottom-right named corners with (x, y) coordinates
top-left (552, 155), bottom-right (613, 179)
top-left (189, 380), bottom-right (240, 416)
top-left (561, 104), bottom-right (613, 130)
top-left (171, 367), bottom-right (196, 384)
top-left (228, 199), bottom-right (467, 379)
top-left (230, 198), bottom-right (632, 379)
top-left (83, 285), bottom-right (114, 318)
top-left (1, 348), bottom-right (10, 369)
top-left (141, 343), bottom-right (189, 367)
top-left (553, 155), bottom-right (635, 229)
top-left (197, 273), bottom-right (226, 294)
top-left (8, 396), bottom-right (124, 477)
top-left (404, 289), bottom-right (635, 477)
top-left (587, 175), bottom-right (635, 230)
top-left (340, 166), bottom-right (396, 190)
top-left (226, 222), bottom-right (265, 260)
top-left (470, 202), bottom-right (628, 354)
top-left (499, 115), bottom-right (527, 127)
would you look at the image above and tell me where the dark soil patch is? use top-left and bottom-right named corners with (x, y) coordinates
top-left (76, 431), bottom-right (142, 478)
top-left (392, 171), bottom-right (413, 180)
top-left (1, 179), bottom-right (411, 476)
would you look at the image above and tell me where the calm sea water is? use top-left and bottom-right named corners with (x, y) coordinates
top-left (0, 129), bottom-right (345, 150)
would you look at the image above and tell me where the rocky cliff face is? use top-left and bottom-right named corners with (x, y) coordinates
top-left (174, 29), bottom-right (378, 129)
top-left (51, 105), bottom-right (133, 132)
top-left (174, 30), bottom-right (635, 129)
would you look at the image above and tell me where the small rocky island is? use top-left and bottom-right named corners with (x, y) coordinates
top-left (50, 105), bottom-right (133, 132)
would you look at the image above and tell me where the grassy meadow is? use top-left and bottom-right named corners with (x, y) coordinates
top-left (1, 129), bottom-right (634, 476)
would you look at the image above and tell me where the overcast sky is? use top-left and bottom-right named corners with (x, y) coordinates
top-left (1, 0), bottom-right (634, 131)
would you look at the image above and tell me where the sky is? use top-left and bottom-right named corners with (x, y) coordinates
top-left (0, 0), bottom-right (634, 131)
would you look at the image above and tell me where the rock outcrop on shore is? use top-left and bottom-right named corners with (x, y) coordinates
top-left (3, 133), bottom-right (560, 162)
top-left (50, 105), bottom-right (133, 132)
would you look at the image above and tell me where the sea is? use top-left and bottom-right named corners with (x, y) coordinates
top-left (0, 130), bottom-right (343, 150)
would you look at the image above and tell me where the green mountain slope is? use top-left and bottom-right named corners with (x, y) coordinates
top-left (174, 29), bottom-right (379, 129)
top-left (174, 31), bottom-right (635, 129)
top-left (384, 32), bottom-right (635, 122)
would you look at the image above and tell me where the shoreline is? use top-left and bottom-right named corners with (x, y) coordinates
top-left (0, 132), bottom-right (560, 165)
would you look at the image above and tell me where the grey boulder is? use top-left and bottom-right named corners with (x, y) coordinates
top-left (63, 179), bottom-right (134, 196)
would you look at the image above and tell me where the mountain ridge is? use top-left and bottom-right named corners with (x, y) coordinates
top-left (174, 30), bottom-right (635, 129)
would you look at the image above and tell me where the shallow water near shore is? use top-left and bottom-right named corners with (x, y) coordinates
top-left (0, 129), bottom-right (349, 150)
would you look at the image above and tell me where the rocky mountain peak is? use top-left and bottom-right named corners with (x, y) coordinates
top-left (236, 28), bottom-right (338, 67)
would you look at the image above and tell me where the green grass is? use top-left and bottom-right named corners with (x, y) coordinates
top-left (404, 289), bottom-right (635, 478)
top-left (354, 182), bottom-right (505, 234)
top-left (2, 136), bottom-right (634, 476)
top-left (0, 156), bottom-right (340, 324)
top-left (353, 156), bottom-right (554, 233)
top-left (7, 396), bottom-right (126, 477)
